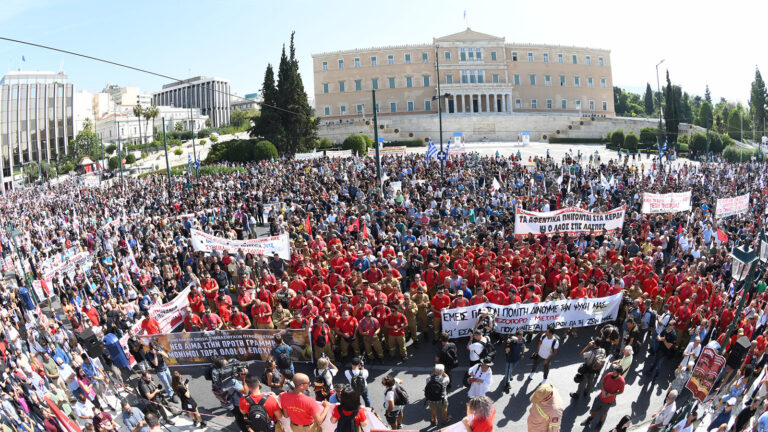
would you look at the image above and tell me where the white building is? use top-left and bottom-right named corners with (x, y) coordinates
top-left (95, 105), bottom-right (208, 146)
top-left (103, 85), bottom-right (151, 108)
top-left (152, 76), bottom-right (231, 127)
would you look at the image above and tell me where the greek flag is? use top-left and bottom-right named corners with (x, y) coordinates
top-left (662, 140), bottom-right (668, 152)
top-left (195, 156), bottom-right (201, 173)
top-left (445, 139), bottom-right (451, 160)
top-left (426, 140), bottom-right (437, 162)
top-left (187, 154), bottom-right (192, 172)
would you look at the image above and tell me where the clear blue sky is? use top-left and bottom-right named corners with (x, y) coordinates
top-left (1, 0), bottom-right (765, 104)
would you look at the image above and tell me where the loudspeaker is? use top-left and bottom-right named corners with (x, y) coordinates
top-left (726, 336), bottom-right (751, 369)
top-left (77, 328), bottom-right (105, 359)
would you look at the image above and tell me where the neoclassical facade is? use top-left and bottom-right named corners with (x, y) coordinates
top-left (312, 29), bottom-right (614, 120)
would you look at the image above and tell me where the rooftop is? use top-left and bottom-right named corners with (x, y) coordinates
top-left (0, 70), bottom-right (68, 85)
top-left (160, 76), bottom-right (230, 90)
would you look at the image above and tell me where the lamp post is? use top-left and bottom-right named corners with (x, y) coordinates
top-left (188, 85), bottom-right (199, 188)
top-left (435, 44), bottom-right (446, 177)
top-left (161, 117), bottom-right (173, 203)
top-left (759, 230), bottom-right (768, 265)
top-left (719, 243), bottom-right (759, 356)
top-left (655, 59), bottom-right (665, 170)
top-left (117, 121), bottom-right (124, 189)
top-left (371, 89), bottom-right (381, 192)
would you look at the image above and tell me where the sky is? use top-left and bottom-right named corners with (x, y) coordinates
top-left (1, 0), bottom-right (766, 105)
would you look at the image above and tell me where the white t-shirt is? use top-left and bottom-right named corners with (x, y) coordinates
top-left (537, 336), bottom-right (560, 359)
top-left (74, 399), bottom-right (95, 420)
top-left (671, 418), bottom-right (694, 432)
top-left (384, 379), bottom-right (404, 410)
top-left (344, 368), bottom-right (369, 383)
top-left (468, 341), bottom-right (485, 361)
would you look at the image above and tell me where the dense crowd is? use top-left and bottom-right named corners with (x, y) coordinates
top-left (0, 147), bottom-right (766, 432)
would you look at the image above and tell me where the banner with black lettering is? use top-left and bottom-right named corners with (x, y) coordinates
top-left (139, 328), bottom-right (312, 365)
top-left (440, 294), bottom-right (622, 338)
top-left (514, 206), bottom-right (625, 237)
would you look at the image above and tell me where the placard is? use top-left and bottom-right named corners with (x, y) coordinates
top-left (715, 194), bottom-right (749, 219)
top-left (514, 206), bottom-right (625, 236)
top-left (440, 294), bottom-right (622, 338)
top-left (686, 347), bottom-right (726, 402)
top-left (641, 191), bottom-right (692, 214)
top-left (120, 286), bottom-right (191, 346)
top-left (190, 230), bottom-right (290, 259)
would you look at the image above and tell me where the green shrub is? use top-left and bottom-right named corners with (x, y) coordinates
top-left (108, 156), bottom-right (120, 170)
top-left (197, 129), bottom-right (212, 138)
top-left (199, 139), bottom-right (207, 146)
top-left (610, 129), bottom-right (625, 149)
top-left (105, 144), bottom-right (117, 154)
top-left (140, 151), bottom-right (147, 159)
top-left (317, 137), bottom-right (333, 149)
top-left (386, 139), bottom-right (424, 147)
top-left (678, 142), bottom-right (689, 153)
top-left (639, 127), bottom-right (657, 148)
top-left (254, 140), bottom-right (278, 161)
top-left (342, 134), bottom-right (369, 156)
top-left (125, 154), bottom-right (136, 164)
top-left (138, 164), bottom-right (247, 179)
top-left (59, 161), bottom-right (75, 174)
top-left (168, 139), bottom-right (182, 147)
top-left (548, 137), bottom-right (605, 144)
top-left (173, 148), bottom-right (183, 156)
top-left (690, 133), bottom-right (707, 153)
top-left (624, 132), bottom-right (638, 152)
top-left (210, 135), bottom-right (219, 143)
top-left (722, 145), bottom-right (758, 162)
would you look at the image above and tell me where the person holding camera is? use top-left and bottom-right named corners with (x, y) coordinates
top-left (313, 356), bottom-right (337, 401)
top-left (146, 342), bottom-right (174, 402)
top-left (345, 357), bottom-right (370, 407)
top-left (571, 339), bottom-right (606, 399)
top-left (138, 371), bottom-right (174, 425)
top-left (172, 370), bottom-right (206, 428)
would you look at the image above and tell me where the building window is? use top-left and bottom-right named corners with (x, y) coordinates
top-left (356, 104), bottom-right (364, 114)
top-left (446, 74), bottom-right (453, 84)
top-left (515, 98), bottom-right (522, 109)
top-left (405, 53), bottom-right (411, 64)
top-left (531, 99), bottom-right (537, 109)
top-left (475, 48), bottom-right (482, 60)
top-left (545, 75), bottom-right (551, 86)
top-left (407, 101), bottom-right (414, 112)
top-left (587, 77), bottom-right (594, 88)
top-left (511, 51), bottom-right (518, 61)
top-left (423, 76), bottom-right (430, 87)
top-left (425, 100), bottom-right (432, 111)
top-left (460, 48), bottom-right (466, 61)
top-left (574, 76), bottom-right (580, 87)
top-left (528, 52), bottom-right (534, 62)
top-left (559, 75), bottom-right (566, 86)
top-left (546, 99), bottom-right (552, 109)
top-left (324, 106), bottom-right (331, 116)
top-left (575, 100), bottom-right (582, 109)
top-left (338, 59), bottom-right (344, 69)
top-left (339, 81), bottom-right (345, 92)
top-left (388, 77), bottom-right (395, 88)
top-left (602, 101), bottom-right (607, 111)
top-left (322, 61), bottom-right (328, 71)
top-left (599, 56), bottom-right (604, 66)
top-left (543, 53), bottom-right (549, 63)
top-left (561, 99), bottom-right (567, 109)
top-left (387, 55), bottom-right (394, 65)
top-left (600, 78), bottom-right (607, 88)
top-left (572, 54), bottom-right (578, 64)
top-left (490, 51), bottom-right (497, 61)
top-left (444, 51), bottom-right (451, 61)
top-left (586, 55), bottom-right (591, 65)
top-left (354, 57), bottom-right (360, 68)
top-left (406, 77), bottom-right (413, 88)
top-left (340, 105), bottom-right (346, 115)
top-left (492, 74), bottom-right (499, 83)
top-left (514, 74), bottom-right (520, 85)
top-left (322, 83), bottom-right (329, 94)
top-left (461, 70), bottom-right (468, 84)
top-left (557, 53), bottom-right (563, 63)
top-left (589, 100), bottom-right (595, 110)
top-left (478, 70), bottom-right (485, 83)
top-left (422, 52), bottom-right (428, 63)
top-left (390, 102), bottom-right (397, 113)
top-left (371, 56), bottom-right (377, 66)
top-left (355, 80), bottom-right (362, 91)
top-left (372, 78), bottom-right (379, 90)
top-left (529, 74), bottom-right (536, 85)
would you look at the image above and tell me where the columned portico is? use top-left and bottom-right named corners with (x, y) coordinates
top-left (440, 83), bottom-right (514, 114)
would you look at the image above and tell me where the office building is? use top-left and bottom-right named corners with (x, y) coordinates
top-left (152, 76), bottom-right (231, 127)
top-left (95, 105), bottom-right (209, 146)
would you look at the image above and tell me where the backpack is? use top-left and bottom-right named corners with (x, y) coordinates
top-left (424, 376), bottom-right (445, 402)
top-left (441, 343), bottom-right (459, 368)
top-left (479, 340), bottom-right (496, 361)
top-left (335, 406), bottom-right (361, 432)
top-left (587, 348), bottom-right (607, 372)
top-left (313, 369), bottom-right (331, 401)
top-left (245, 395), bottom-right (274, 432)
top-left (390, 384), bottom-right (409, 405)
top-left (275, 346), bottom-right (292, 371)
top-left (350, 372), bottom-right (367, 395)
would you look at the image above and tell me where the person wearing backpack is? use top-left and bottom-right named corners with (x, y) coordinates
top-left (329, 387), bottom-right (368, 432)
top-left (313, 357), bottom-right (338, 401)
top-left (238, 374), bottom-right (281, 432)
top-left (529, 326), bottom-right (559, 384)
top-left (269, 334), bottom-right (294, 376)
top-left (424, 364), bottom-right (451, 426)
top-left (381, 375), bottom-right (407, 429)
top-left (344, 357), bottom-right (370, 408)
top-left (570, 339), bottom-right (606, 399)
top-left (502, 334), bottom-right (525, 393)
top-left (435, 332), bottom-right (459, 389)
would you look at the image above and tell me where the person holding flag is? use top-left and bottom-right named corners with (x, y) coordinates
top-left (426, 140), bottom-right (437, 163)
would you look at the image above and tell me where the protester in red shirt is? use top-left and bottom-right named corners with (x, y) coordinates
top-left (581, 366), bottom-right (625, 428)
top-left (201, 308), bottom-right (222, 331)
top-left (430, 288), bottom-right (451, 338)
top-left (188, 288), bottom-right (206, 314)
top-left (385, 305), bottom-right (408, 359)
top-left (140, 312), bottom-right (160, 335)
top-left (183, 307), bottom-right (203, 332)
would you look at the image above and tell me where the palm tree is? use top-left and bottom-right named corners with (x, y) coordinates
top-left (132, 104), bottom-right (144, 148)
top-left (144, 105), bottom-right (159, 150)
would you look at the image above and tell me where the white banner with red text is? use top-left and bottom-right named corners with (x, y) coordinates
top-left (190, 230), bottom-right (290, 260)
top-left (641, 191), bottom-right (692, 214)
top-left (119, 285), bottom-right (191, 346)
top-left (440, 293), bottom-right (622, 338)
top-left (514, 206), bottom-right (625, 237)
top-left (715, 194), bottom-right (749, 219)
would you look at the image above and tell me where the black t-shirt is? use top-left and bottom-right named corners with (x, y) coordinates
top-left (659, 329), bottom-right (677, 357)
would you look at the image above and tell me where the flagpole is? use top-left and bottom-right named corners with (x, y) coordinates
top-left (435, 44), bottom-right (445, 177)
top-left (372, 89), bottom-right (382, 193)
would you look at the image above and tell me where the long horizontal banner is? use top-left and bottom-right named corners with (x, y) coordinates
top-left (641, 191), bottom-right (692, 214)
top-left (715, 194), bottom-right (749, 219)
top-left (440, 293), bottom-right (622, 338)
top-left (120, 286), bottom-right (190, 346)
top-left (140, 328), bottom-right (312, 366)
top-left (190, 230), bottom-right (290, 260)
top-left (368, 146), bottom-right (407, 157)
top-left (514, 206), bottom-right (625, 236)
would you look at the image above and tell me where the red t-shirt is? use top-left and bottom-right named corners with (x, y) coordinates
top-left (331, 405), bottom-right (367, 425)
top-left (599, 373), bottom-right (625, 403)
top-left (431, 295), bottom-right (451, 311)
top-left (141, 317), bottom-right (160, 335)
top-left (470, 406), bottom-right (496, 432)
top-left (279, 392), bottom-right (320, 426)
top-left (239, 393), bottom-right (281, 421)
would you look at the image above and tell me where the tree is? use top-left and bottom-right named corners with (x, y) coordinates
top-left (205, 118), bottom-right (212, 128)
top-left (689, 133), bottom-right (707, 154)
top-left (250, 63), bottom-right (284, 146)
top-left (23, 162), bottom-right (39, 183)
top-left (663, 71), bottom-right (680, 145)
top-left (728, 108), bottom-right (742, 141)
top-left (231, 109), bottom-right (258, 130)
top-left (680, 92), bottom-right (693, 124)
top-left (699, 101), bottom-right (714, 129)
top-left (613, 87), bottom-right (627, 116)
top-left (143, 105), bottom-right (159, 151)
top-left (624, 132), bottom-right (638, 152)
top-left (280, 32), bottom-right (318, 153)
top-left (70, 120), bottom-right (101, 160)
top-left (108, 156), bottom-right (120, 170)
top-left (643, 83), bottom-right (654, 115)
top-left (750, 67), bottom-right (767, 137)
top-left (639, 127), bottom-right (657, 148)
top-left (343, 134), bottom-right (369, 156)
top-left (610, 129), bottom-right (625, 149)
top-left (174, 122), bottom-right (183, 132)
top-left (704, 85), bottom-right (712, 104)
top-left (133, 104), bottom-right (144, 146)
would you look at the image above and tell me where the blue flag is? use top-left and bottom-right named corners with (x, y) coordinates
top-left (195, 156), bottom-right (201, 173)
top-left (445, 139), bottom-right (451, 160)
top-left (426, 140), bottom-right (437, 162)
top-left (662, 140), bottom-right (667, 152)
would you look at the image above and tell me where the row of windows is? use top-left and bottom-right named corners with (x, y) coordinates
top-left (321, 50), bottom-right (605, 70)
top-left (513, 74), bottom-right (607, 88)
top-left (322, 75), bottom-right (433, 93)
top-left (323, 100), bottom-right (433, 116)
top-left (513, 98), bottom-right (608, 111)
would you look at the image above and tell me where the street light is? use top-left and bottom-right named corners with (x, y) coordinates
top-left (435, 44), bottom-right (447, 176)
top-left (655, 59), bottom-right (665, 170)
top-left (759, 230), bottom-right (768, 264)
top-left (730, 245), bottom-right (758, 282)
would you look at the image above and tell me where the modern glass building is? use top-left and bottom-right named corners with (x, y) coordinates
top-left (152, 76), bottom-right (231, 128)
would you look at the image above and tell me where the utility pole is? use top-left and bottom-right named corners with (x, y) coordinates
top-left (706, 126), bottom-right (710, 163)
top-left (435, 44), bottom-right (445, 176)
top-left (371, 89), bottom-right (381, 191)
top-left (188, 85), bottom-right (199, 188)
top-left (117, 121), bottom-right (124, 189)
top-left (162, 117), bottom-right (173, 203)
top-left (655, 59), bottom-right (665, 170)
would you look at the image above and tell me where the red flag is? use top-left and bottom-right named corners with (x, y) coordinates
top-left (45, 396), bottom-right (82, 432)
top-left (347, 218), bottom-right (359, 232)
top-left (304, 213), bottom-right (312, 237)
top-left (362, 222), bottom-right (368, 239)
top-left (717, 229), bottom-right (729, 243)
top-left (677, 223), bottom-right (683, 236)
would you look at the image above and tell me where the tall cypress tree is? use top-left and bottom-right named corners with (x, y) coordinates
top-left (250, 63), bottom-right (283, 146)
top-left (750, 67), bottom-right (766, 135)
top-left (643, 83), bottom-right (654, 115)
top-left (286, 31), bottom-right (317, 153)
top-left (664, 71), bottom-right (680, 144)
top-left (704, 85), bottom-right (712, 104)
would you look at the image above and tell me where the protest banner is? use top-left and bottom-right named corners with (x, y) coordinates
top-left (81, 175), bottom-right (100, 188)
top-left (390, 181), bottom-right (402, 193)
top-left (440, 293), bottom-right (622, 338)
top-left (641, 191), bottom-right (692, 214)
top-left (324, 149), bottom-right (353, 158)
top-left (295, 151), bottom-right (323, 160)
top-left (262, 203), bottom-right (283, 222)
top-left (140, 328), bottom-right (312, 366)
top-left (190, 230), bottom-right (290, 260)
top-left (715, 194), bottom-right (749, 219)
top-left (368, 146), bottom-right (407, 157)
top-left (514, 206), bottom-right (625, 237)
top-left (120, 286), bottom-right (191, 346)
top-left (686, 347), bottom-right (726, 402)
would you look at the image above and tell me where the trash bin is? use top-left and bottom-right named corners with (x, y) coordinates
top-left (17, 287), bottom-right (34, 311)
top-left (103, 333), bottom-right (130, 368)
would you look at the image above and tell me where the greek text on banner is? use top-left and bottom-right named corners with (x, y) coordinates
top-left (715, 194), bottom-right (749, 219)
top-left (440, 293), bottom-right (622, 338)
top-left (641, 191), bottom-right (692, 214)
top-left (190, 230), bottom-right (290, 260)
top-left (120, 286), bottom-right (190, 347)
top-left (514, 206), bottom-right (625, 237)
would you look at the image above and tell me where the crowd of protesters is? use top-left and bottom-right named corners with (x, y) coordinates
top-left (0, 146), bottom-right (766, 432)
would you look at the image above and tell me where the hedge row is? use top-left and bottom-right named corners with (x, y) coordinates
top-left (138, 165), bottom-right (247, 179)
top-left (205, 139), bottom-right (278, 163)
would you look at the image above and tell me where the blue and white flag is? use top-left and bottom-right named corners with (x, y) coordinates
top-left (426, 140), bottom-right (437, 162)
top-left (445, 139), bottom-right (451, 160)
top-left (187, 154), bottom-right (192, 172)
top-left (194, 156), bottom-right (201, 173)
top-left (662, 140), bottom-right (668, 152)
